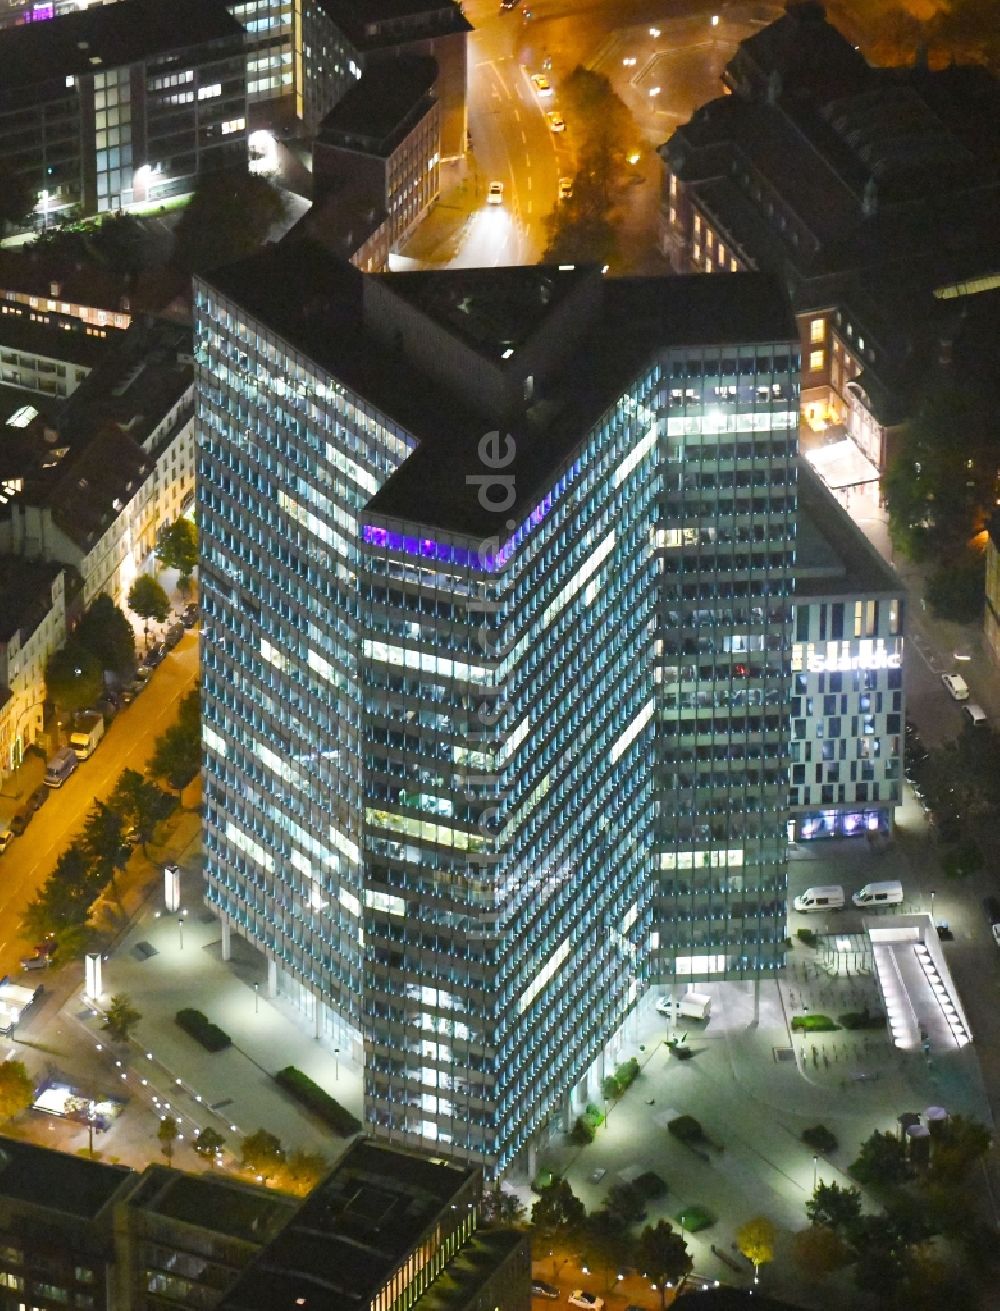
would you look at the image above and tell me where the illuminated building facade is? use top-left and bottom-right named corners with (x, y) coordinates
top-left (0, 0), bottom-right (247, 227)
top-left (789, 462), bottom-right (904, 840)
top-left (195, 246), bottom-right (798, 1171)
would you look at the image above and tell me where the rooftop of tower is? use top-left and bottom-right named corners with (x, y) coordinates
top-left (202, 244), bottom-right (797, 540)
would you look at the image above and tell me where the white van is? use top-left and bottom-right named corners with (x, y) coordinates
top-left (793, 885), bottom-right (845, 913)
top-left (852, 880), bottom-right (903, 908)
top-left (655, 991), bottom-right (712, 1021)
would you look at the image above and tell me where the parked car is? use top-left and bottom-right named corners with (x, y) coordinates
top-left (531, 1281), bottom-right (559, 1300)
top-left (20, 953), bottom-right (50, 971)
top-left (964, 703), bottom-right (987, 726)
top-left (8, 811), bottom-right (30, 837)
top-left (546, 111), bottom-right (566, 132)
top-left (182, 602), bottom-right (199, 628)
top-left (143, 641), bottom-right (166, 668)
top-left (27, 786), bottom-right (48, 813)
top-left (164, 621), bottom-right (185, 650)
top-left (95, 695), bottom-right (119, 723)
top-left (0, 825), bottom-right (12, 854)
top-left (941, 673), bottom-right (969, 701)
top-left (983, 898), bottom-right (1000, 946)
top-left (568, 1294), bottom-right (603, 1311)
top-left (35, 938), bottom-right (57, 960)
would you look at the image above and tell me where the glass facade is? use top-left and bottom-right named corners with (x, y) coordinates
top-left (195, 265), bottom-right (800, 1173)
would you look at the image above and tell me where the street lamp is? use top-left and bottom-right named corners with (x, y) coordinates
top-left (930, 889), bottom-right (936, 922)
top-left (813, 1154), bottom-right (819, 1191)
top-left (254, 982), bottom-right (259, 1014)
top-left (178, 916), bottom-right (184, 950)
top-left (334, 1046), bottom-right (340, 1081)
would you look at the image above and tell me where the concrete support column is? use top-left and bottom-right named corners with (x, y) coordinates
top-left (562, 1090), bottom-right (573, 1133)
top-left (753, 976), bottom-right (761, 1026)
top-left (220, 916), bottom-right (231, 962)
top-left (598, 1046), bottom-right (607, 1088)
top-left (267, 956), bottom-right (277, 998)
top-left (315, 999), bottom-right (324, 1039)
top-left (527, 1138), bottom-right (537, 1180)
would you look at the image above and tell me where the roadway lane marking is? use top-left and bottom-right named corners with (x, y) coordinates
top-left (521, 129), bottom-right (527, 143)
top-left (527, 201), bottom-right (533, 214)
top-left (526, 175), bottom-right (532, 189)
top-left (514, 108), bottom-right (521, 122)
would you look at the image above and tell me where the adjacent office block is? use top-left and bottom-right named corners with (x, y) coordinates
top-left (195, 249), bottom-right (799, 1170)
top-left (0, 0), bottom-right (247, 225)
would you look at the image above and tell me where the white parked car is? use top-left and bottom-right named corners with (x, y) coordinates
top-left (964, 702), bottom-right (987, 726)
top-left (568, 1294), bottom-right (603, 1311)
top-left (941, 673), bottom-right (969, 701)
top-left (487, 180), bottom-right (504, 205)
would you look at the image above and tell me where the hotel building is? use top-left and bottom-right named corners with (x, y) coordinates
top-left (195, 248), bottom-right (799, 1171)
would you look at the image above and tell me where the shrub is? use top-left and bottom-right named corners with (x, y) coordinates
top-left (634, 1170), bottom-right (668, 1199)
top-left (274, 1066), bottom-right (361, 1136)
top-left (796, 928), bottom-right (818, 947)
top-left (602, 1075), bottom-right (620, 1099)
top-left (675, 1204), bottom-right (715, 1232)
top-left (531, 1169), bottom-right (556, 1193)
top-left (583, 1103), bottom-right (604, 1128)
top-left (617, 1056), bottom-right (640, 1087)
top-left (802, 1124), bottom-right (839, 1154)
top-left (175, 1008), bottom-right (231, 1052)
top-left (790, 1014), bottom-right (840, 1032)
top-left (837, 1008), bottom-right (884, 1031)
top-left (668, 1115), bottom-right (705, 1144)
top-left (571, 1115), bottom-right (596, 1145)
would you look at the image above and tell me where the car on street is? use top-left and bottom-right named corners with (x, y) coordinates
top-left (182, 602), bottom-right (199, 627)
top-left (568, 1294), bottom-right (603, 1310)
top-left (20, 952), bottom-right (50, 971)
top-left (164, 621), bottom-right (185, 650)
top-left (530, 73), bottom-right (552, 96)
top-left (9, 811), bottom-right (30, 837)
top-left (983, 898), bottom-right (1000, 947)
top-left (546, 111), bottom-right (565, 133)
top-left (941, 672), bottom-right (969, 701)
top-left (27, 786), bottom-right (48, 813)
top-left (964, 702), bottom-right (987, 726)
top-left (531, 1281), bottom-right (559, 1300)
top-left (500, 0), bottom-right (518, 9)
top-left (35, 938), bottom-right (57, 960)
top-left (0, 825), bottom-right (12, 854)
top-left (142, 641), bottom-right (166, 669)
top-left (487, 180), bottom-right (504, 205)
top-left (558, 176), bottom-right (573, 200)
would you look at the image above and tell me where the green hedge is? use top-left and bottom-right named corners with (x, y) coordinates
top-left (603, 1056), bottom-right (641, 1099)
top-left (571, 1115), bottom-right (596, 1145)
top-left (838, 1009), bottom-right (884, 1031)
top-left (802, 1124), bottom-right (838, 1153)
top-left (790, 1014), bottom-right (840, 1032)
top-left (275, 1065), bottom-right (361, 1136)
top-left (175, 1008), bottom-right (231, 1052)
top-left (796, 928), bottom-right (818, 947)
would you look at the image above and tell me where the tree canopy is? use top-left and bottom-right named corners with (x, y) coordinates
top-left (0, 1060), bottom-right (35, 1121)
top-left (530, 1177), bottom-right (585, 1245)
top-left (174, 171), bottom-right (287, 274)
top-left (46, 639), bottom-right (104, 715)
top-left (104, 993), bottom-right (141, 1043)
top-left (0, 164), bottom-right (37, 231)
top-left (128, 575), bottom-right (170, 635)
top-left (156, 517), bottom-right (198, 586)
top-left (75, 594), bottom-right (136, 676)
top-left (635, 1219), bottom-right (692, 1286)
top-left (149, 690), bottom-right (201, 792)
top-left (736, 1215), bottom-right (777, 1273)
top-left (241, 1128), bottom-right (285, 1180)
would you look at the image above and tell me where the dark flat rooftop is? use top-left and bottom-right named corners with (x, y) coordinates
top-left (0, 1135), bottom-right (131, 1219)
top-left (0, 558), bottom-right (67, 642)
top-left (0, 0), bottom-right (242, 92)
top-left (0, 307), bottom-right (111, 369)
top-left (314, 0), bottom-right (470, 48)
top-left (135, 1168), bottom-right (294, 1244)
top-left (204, 243), bottom-right (797, 539)
top-left (796, 459), bottom-right (901, 597)
top-left (318, 55), bottom-right (437, 148)
top-left (219, 1140), bottom-right (477, 1311)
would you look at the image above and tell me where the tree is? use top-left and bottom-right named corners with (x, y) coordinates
top-left (128, 574), bottom-right (170, 648)
top-left (924, 547), bottom-right (985, 623)
top-left (75, 594), bottom-right (136, 676)
top-left (109, 768), bottom-right (169, 853)
top-left (941, 836), bottom-right (985, 879)
top-left (149, 695), bottom-right (201, 795)
top-left (158, 1115), bottom-right (179, 1163)
top-left (806, 1180), bottom-right (863, 1235)
top-left (605, 1181), bottom-right (646, 1225)
top-left (530, 1177), bottom-right (585, 1248)
top-left (46, 640), bottom-right (104, 716)
top-left (174, 171), bottom-right (287, 273)
top-left (21, 844), bottom-right (103, 939)
top-left (82, 801), bottom-right (129, 880)
top-left (156, 517), bottom-right (198, 592)
top-left (104, 993), bottom-right (141, 1043)
top-left (850, 1130), bottom-right (912, 1187)
top-left (0, 163), bottom-right (37, 232)
top-left (279, 1149), bottom-right (329, 1196)
top-left (790, 1224), bottom-right (852, 1277)
top-left (194, 1126), bottom-right (226, 1159)
top-left (635, 1220), bottom-right (692, 1308)
top-left (578, 1210), bottom-right (634, 1289)
top-left (736, 1215), bottom-right (777, 1282)
top-left (929, 1114), bottom-right (991, 1184)
top-left (542, 141), bottom-right (620, 266)
top-left (482, 1185), bottom-right (527, 1226)
top-left (0, 1060), bottom-right (35, 1121)
top-left (241, 1128), bottom-right (285, 1180)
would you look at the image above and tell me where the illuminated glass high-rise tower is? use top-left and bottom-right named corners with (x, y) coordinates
top-left (195, 244), bottom-right (799, 1173)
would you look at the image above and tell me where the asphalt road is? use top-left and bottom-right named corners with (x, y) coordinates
top-left (0, 632), bottom-right (199, 975)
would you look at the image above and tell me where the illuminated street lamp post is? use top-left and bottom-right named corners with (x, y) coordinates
top-left (334, 1047), bottom-right (340, 1081)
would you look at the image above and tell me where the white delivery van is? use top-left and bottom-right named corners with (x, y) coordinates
top-left (852, 880), bottom-right (903, 908)
top-left (676, 991), bottom-right (711, 1021)
top-left (793, 885), bottom-right (845, 913)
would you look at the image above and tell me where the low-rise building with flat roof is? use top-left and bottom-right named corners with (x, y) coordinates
top-left (0, 302), bottom-right (110, 400)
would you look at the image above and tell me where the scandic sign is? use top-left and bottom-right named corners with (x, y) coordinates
top-left (806, 650), bottom-right (902, 673)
